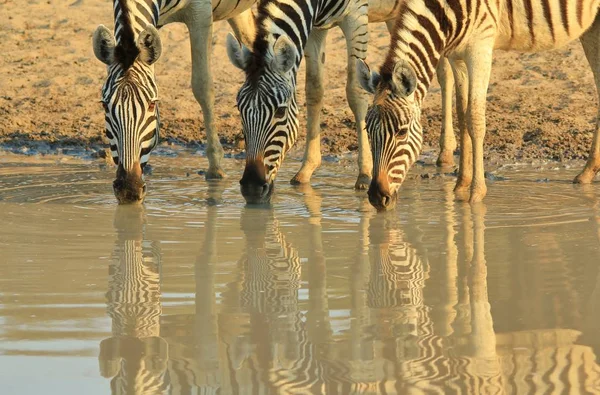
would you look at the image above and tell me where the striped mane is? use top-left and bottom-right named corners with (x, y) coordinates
top-left (114, 0), bottom-right (140, 70)
top-left (243, 2), bottom-right (280, 84)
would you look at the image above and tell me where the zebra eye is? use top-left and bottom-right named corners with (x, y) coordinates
top-left (148, 101), bottom-right (157, 112)
top-left (101, 101), bottom-right (109, 112)
top-left (396, 127), bottom-right (409, 137)
top-left (274, 106), bottom-right (287, 119)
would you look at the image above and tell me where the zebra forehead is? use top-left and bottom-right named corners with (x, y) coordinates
top-left (240, 84), bottom-right (288, 106)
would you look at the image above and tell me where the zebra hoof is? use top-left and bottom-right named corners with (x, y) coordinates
top-left (354, 174), bottom-right (371, 190)
top-left (436, 151), bottom-right (455, 167)
top-left (468, 184), bottom-right (487, 204)
top-left (290, 173), bottom-right (311, 185)
top-left (573, 170), bottom-right (596, 184)
top-left (205, 167), bottom-right (226, 180)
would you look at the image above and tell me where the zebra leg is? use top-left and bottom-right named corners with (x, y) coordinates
top-left (186, 10), bottom-right (225, 180)
top-left (451, 59), bottom-right (473, 197)
top-left (341, 14), bottom-right (373, 190)
top-left (291, 29), bottom-right (328, 185)
top-left (226, 9), bottom-right (256, 48)
top-left (436, 58), bottom-right (457, 167)
top-left (465, 44), bottom-right (494, 203)
top-left (575, 17), bottom-right (600, 184)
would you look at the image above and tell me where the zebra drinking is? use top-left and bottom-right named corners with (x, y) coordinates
top-left (358, 0), bottom-right (600, 210)
top-left (92, 0), bottom-right (256, 203)
top-left (226, 0), bottom-right (457, 204)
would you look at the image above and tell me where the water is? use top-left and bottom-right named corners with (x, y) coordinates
top-left (1, 153), bottom-right (600, 394)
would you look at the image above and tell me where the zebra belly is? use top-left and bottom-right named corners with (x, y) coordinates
top-left (494, 0), bottom-right (600, 51)
top-left (212, 0), bottom-right (257, 21)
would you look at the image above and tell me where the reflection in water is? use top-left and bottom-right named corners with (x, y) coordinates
top-left (94, 182), bottom-right (600, 394)
top-left (6, 162), bottom-right (600, 392)
top-left (99, 206), bottom-right (169, 394)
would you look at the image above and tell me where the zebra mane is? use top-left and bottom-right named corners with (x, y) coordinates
top-left (114, 0), bottom-right (140, 70)
top-left (243, 2), bottom-right (275, 84)
top-left (379, 2), bottom-right (411, 85)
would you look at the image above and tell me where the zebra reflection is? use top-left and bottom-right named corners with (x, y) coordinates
top-left (99, 206), bottom-right (168, 394)
top-left (346, 188), bottom-right (502, 393)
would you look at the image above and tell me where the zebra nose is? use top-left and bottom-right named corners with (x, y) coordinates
top-left (367, 176), bottom-right (395, 211)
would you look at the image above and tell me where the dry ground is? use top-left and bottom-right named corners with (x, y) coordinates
top-left (0, 0), bottom-right (598, 163)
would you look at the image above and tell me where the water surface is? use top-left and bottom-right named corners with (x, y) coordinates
top-left (1, 153), bottom-right (600, 394)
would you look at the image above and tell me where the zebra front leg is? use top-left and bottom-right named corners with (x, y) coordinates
top-left (436, 57), bottom-right (457, 167)
top-left (291, 29), bottom-right (328, 185)
top-left (465, 44), bottom-right (494, 203)
top-left (451, 59), bottom-right (472, 198)
top-left (187, 13), bottom-right (225, 180)
top-left (341, 15), bottom-right (373, 190)
top-left (575, 17), bottom-right (600, 184)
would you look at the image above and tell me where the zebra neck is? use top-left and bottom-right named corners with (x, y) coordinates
top-left (386, 0), bottom-right (455, 103)
top-left (113, 0), bottom-right (159, 45)
top-left (255, 0), bottom-right (318, 71)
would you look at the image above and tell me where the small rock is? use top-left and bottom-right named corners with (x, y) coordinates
top-left (485, 172), bottom-right (506, 181)
top-left (197, 169), bottom-right (206, 176)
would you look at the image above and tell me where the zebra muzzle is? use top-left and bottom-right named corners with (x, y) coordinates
top-left (113, 163), bottom-right (146, 204)
top-left (240, 158), bottom-right (274, 204)
top-left (368, 173), bottom-right (397, 211)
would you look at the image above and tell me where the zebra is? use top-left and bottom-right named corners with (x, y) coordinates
top-left (92, 0), bottom-right (256, 203)
top-left (358, 0), bottom-right (600, 210)
top-left (226, 0), bottom-right (457, 204)
top-left (98, 206), bottom-right (170, 394)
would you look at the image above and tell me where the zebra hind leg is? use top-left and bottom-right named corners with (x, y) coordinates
top-left (291, 29), bottom-right (328, 185)
top-left (575, 15), bottom-right (600, 184)
top-left (187, 11), bottom-right (225, 180)
top-left (436, 57), bottom-right (457, 168)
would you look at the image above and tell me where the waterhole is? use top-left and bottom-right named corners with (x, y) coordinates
top-left (1, 153), bottom-right (599, 393)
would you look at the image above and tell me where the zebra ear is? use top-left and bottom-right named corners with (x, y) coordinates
top-left (226, 32), bottom-right (252, 71)
top-left (356, 59), bottom-right (379, 94)
top-left (137, 25), bottom-right (162, 65)
top-left (272, 35), bottom-right (297, 75)
top-left (392, 60), bottom-right (417, 97)
top-left (92, 25), bottom-right (116, 65)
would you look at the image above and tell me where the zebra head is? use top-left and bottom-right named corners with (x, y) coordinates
top-left (357, 59), bottom-right (423, 211)
top-left (227, 33), bottom-right (299, 204)
top-left (92, 24), bottom-right (162, 204)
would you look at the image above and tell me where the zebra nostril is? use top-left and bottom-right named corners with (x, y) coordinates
top-left (113, 179), bottom-right (123, 191)
top-left (381, 194), bottom-right (391, 207)
top-left (261, 183), bottom-right (270, 197)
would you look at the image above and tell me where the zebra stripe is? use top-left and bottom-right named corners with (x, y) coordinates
top-left (363, 0), bottom-right (600, 203)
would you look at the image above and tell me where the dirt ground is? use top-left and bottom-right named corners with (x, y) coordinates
top-left (1, 0), bottom-right (599, 163)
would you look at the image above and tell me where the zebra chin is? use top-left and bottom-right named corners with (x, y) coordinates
top-left (113, 163), bottom-right (146, 205)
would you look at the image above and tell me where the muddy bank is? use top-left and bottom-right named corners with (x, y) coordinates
top-left (0, 1), bottom-right (597, 165)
